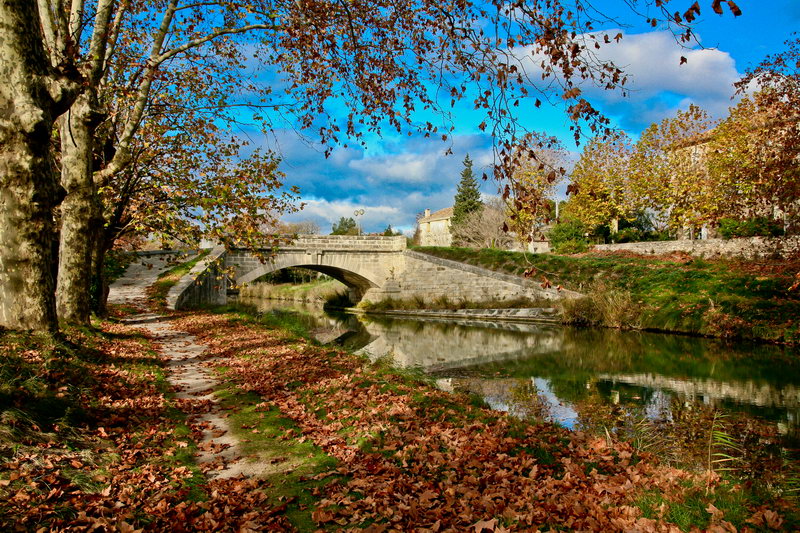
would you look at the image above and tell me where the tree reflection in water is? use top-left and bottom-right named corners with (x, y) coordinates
top-left (236, 298), bottom-right (800, 480)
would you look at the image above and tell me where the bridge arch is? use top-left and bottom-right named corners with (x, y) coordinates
top-left (235, 256), bottom-right (383, 300)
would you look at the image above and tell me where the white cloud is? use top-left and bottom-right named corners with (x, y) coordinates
top-left (349, 152), bottom-right (442, 184)
top-left (283, 198), bottom-right (404, 234)
top-left (514, 30), bottom-right (742, 129)
top-left (240, 127), bottom-right (503, 233)
top-left (347, 135), bottom-right (495, 187)
top-left (586, 31), bottom-right (739, 120)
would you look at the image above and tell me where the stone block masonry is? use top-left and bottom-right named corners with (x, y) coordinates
top-left (593, 235), bottom-right (800, 260)
top-left (167, 247), bottom-right (228, 309)
top-left (167, 236), bottom-right (580, 310)
top-left (360, 250), bottom-right (578, 304)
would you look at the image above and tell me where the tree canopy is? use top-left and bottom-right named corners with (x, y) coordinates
top-left (331, 217), bottom-right (358, 235)
top-left (0, 0), bottom-right (746, 331)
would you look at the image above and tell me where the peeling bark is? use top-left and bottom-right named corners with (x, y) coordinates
top-left (56, 91), bottom-right (104, 324)
top-left (0, 0), bottom-right (77, 332)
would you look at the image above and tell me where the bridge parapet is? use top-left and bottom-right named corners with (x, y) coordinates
top-left (278, 235), bottom-right (406, 252)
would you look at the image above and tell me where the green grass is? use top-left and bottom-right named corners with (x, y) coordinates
top-left (240, 278), bottom-right (346, 303)
top-left (213, 376), bottom-right (339, 530)
top-left (413, 246), bottom-right (800, 343)
top-left (635, 482), bottom-right (796, 532)
top-left (211, 304), bottom-right (316, 340)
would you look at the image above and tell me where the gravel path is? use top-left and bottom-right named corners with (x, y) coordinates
top-left (108, 255), bottom-right (255, 479)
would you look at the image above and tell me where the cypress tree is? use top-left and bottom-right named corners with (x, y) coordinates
top-left (451, 154), bottom-right (483, 230)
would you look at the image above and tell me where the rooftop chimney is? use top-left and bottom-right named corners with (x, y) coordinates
top-left (424, 208), bottom-right (430, 218)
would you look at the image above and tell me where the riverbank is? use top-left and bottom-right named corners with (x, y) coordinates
top-left (414, 247), bottom-right (800, 344)
top-left (3, 254), bottom-right (798, 531)
top-left (3, 311), bottom-right (797, 530)
top-left (173, 307), bottom-right (800, 531)
top-left (240, 278), bottom-right (346, 303)
top-left (343, 306), bottom-right (561, 324)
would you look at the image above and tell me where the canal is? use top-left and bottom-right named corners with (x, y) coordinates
top-left (237, 296), bottom-right (800, 477)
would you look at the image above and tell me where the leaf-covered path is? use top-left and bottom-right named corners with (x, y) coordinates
top-left (108, 255), bottom-right (255, 478)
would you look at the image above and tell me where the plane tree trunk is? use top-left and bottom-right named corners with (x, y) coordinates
top-left (0, 0), bottom-right (78, 332)
top-left (56, 91), bottom-right (105, 324)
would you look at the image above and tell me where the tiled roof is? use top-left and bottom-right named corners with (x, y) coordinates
top-left (419, 206), bottom-right (453, 222)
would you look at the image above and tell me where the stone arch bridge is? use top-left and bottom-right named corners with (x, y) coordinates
top-left (167, 235), bottom-right (575, 310)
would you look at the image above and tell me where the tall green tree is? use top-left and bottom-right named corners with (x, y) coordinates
top-left (451, 155), bottom-right (483, 231)
top-left (331, 217), bottom-right (358, 236)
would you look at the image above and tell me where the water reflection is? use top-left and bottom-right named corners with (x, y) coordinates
top-left (237, 297), bottom-right (800, 446)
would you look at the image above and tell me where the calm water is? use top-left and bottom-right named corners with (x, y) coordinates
top-left (238, 297), bottom-right (800, 470)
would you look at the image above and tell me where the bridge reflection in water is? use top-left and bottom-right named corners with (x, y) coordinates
top-left (238, 297), bottom-right (800, 440)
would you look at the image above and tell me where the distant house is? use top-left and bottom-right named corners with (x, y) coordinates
top-left (418, 207), bottom-right (454, 246)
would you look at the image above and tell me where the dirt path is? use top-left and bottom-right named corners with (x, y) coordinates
top-left (108, 256), bottom-right (256, 479)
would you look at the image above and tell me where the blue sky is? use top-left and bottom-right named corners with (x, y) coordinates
top-left (264, 1), bottom-right (799, 234)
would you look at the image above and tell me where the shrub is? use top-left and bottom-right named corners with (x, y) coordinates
top-left (609, 227), bottom-right (670, 243)
top-left (612, 227), bottom-right (642, 243)
top-left (323, 290), bottom-right (354, 309)
top-left (548, 220), bottom-right (588, 254)
top-left (559, 283), bottom-right (642, 329)
top-left (553, 239), bottom-right (588, 254)
top-left (718, 217), bottom-right (784, 239)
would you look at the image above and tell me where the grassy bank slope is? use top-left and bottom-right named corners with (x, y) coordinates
top-left (414, 246), bottom-right (800, 343)
top-left (239, 278), bottom-right (346, 302)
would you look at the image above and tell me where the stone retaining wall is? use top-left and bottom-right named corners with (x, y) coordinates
top-left (167, 247), bottom-right (227, 310)
top-left (593, 236), bottom-right (800, 259)
top-left (352, 307), bottom-right (560, 324)
top-left (360, 250), bottom-right (580, 304)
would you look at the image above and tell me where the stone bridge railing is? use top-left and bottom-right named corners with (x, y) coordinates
top-left (273, 235), bottom-right (407, 252)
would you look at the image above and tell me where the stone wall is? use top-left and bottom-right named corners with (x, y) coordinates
top-left (167, 247), bottom-right (228, 310)
top-left (278, 235), bottom-right (407, 251)
top-left (360, 250), bottom-right (580, 304)
top-left (592, 236), bottom-right (800, 259)
top-left (419, 219), bottom-right (453, 247)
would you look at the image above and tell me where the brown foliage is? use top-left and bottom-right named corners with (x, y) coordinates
top-left (174, 313), bottom-right (728, 531)
top-left (0, 322), bottom-right (292, 531)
